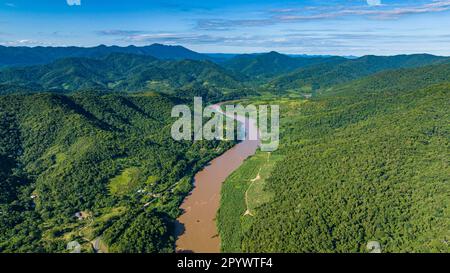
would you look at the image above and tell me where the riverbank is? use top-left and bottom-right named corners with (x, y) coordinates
top-left (175, 103), bottom-right (260, 253)
top-left (216, 150), bottom-right (282, 252)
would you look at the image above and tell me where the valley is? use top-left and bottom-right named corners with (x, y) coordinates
top-left (175, 102), bottom-right (260, 253)
top-left (0, 44), bottom-right (449, 253)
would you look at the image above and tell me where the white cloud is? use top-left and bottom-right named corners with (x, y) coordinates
top-left (367, 0), bottom-right (382, 7)
top-left (197, 1), bottom-right (450, 30)
top-left (66, 0), bottom-right (81, 6)
top-left (0, 39), bottom-right (52, 46)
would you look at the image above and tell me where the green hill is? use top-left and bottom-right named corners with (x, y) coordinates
top-left (0, 92), bottom-right (234, 253)
top-left (223, 51), bottom-right (346, 81)
top-left (0, 53), bottom-right (244, 99)
top-left (218, 64), bottom-right (450, 253)
top-left (267, 54), bottom-right (449, 93)
top-left (328, 62), bottom-right (450, 96)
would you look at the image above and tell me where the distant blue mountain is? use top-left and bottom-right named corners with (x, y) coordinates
top-left (204, 53), bottom-right (239, 63)
top-left (288, 54), bottom-right (358, 59)
top-left (0, 43), bottom-right (213, 67)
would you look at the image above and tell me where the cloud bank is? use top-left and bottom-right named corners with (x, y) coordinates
top-left (196, 1), bottom-right (450, 31)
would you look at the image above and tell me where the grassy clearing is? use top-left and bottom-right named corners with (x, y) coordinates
top-left (108, 167), bottom-right (142, 196)
top-left (80, 206), bottom-right (127, 241)
top-left (246, 152), bottom-right (283, 214)
top-left (217, 150), bottom-right (283, 252)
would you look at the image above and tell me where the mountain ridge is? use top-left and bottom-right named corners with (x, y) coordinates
top-left (223, 51), bottom-right (347, 80)
top-left (0, 53), bottom-right (243, 97)
top-left (0, 43), bottom-right (213, 67)
top-left (267, 53), bottom-right (450, 93)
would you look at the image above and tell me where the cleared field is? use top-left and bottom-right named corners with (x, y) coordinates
top-left (108, 167), bottom-right (142, 196)
top-left (246, 152), bottom-right (282, 214)
top-left (217, 150), bottom-right (283, 252)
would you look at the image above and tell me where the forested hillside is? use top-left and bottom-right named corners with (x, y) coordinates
top-left (223, 51), bottom-right (345, 81)
top-left (0, 45), bottom-right (449, 254)
top-left (218, 63), bottom-right (450, 253)
top-left (267, 54), bottom-right (449, 94)
top-left (328, 62), bottom-right (450, 96)
top-left (0, 53), bottom-right (245, 99)
top-left (0, 92), bottom-right (234, 253)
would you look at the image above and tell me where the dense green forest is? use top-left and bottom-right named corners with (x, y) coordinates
top-left (266, 54), bottom-right (449, 94)
top-left (2, 50), bottom-right (447, 98)
top-left (1, 46), bottom-right (449, 253)
top-left (0, 92), bottom-right (234, 252)
top-left (222, 51), bottom-right (345, 81)
top-left (0, 53), bottom-right (249, 99)
top-left (218, 63), bottom-right (450, 253)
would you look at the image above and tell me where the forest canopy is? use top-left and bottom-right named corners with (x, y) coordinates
top-left (1, 49), bottom-right (449, 253)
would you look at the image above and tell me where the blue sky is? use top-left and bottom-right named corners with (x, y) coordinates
top-left (0, 0), bottom-right (449, 55)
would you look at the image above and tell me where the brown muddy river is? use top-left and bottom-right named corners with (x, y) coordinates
top-left (175, 104), bottom-right (260, 253)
